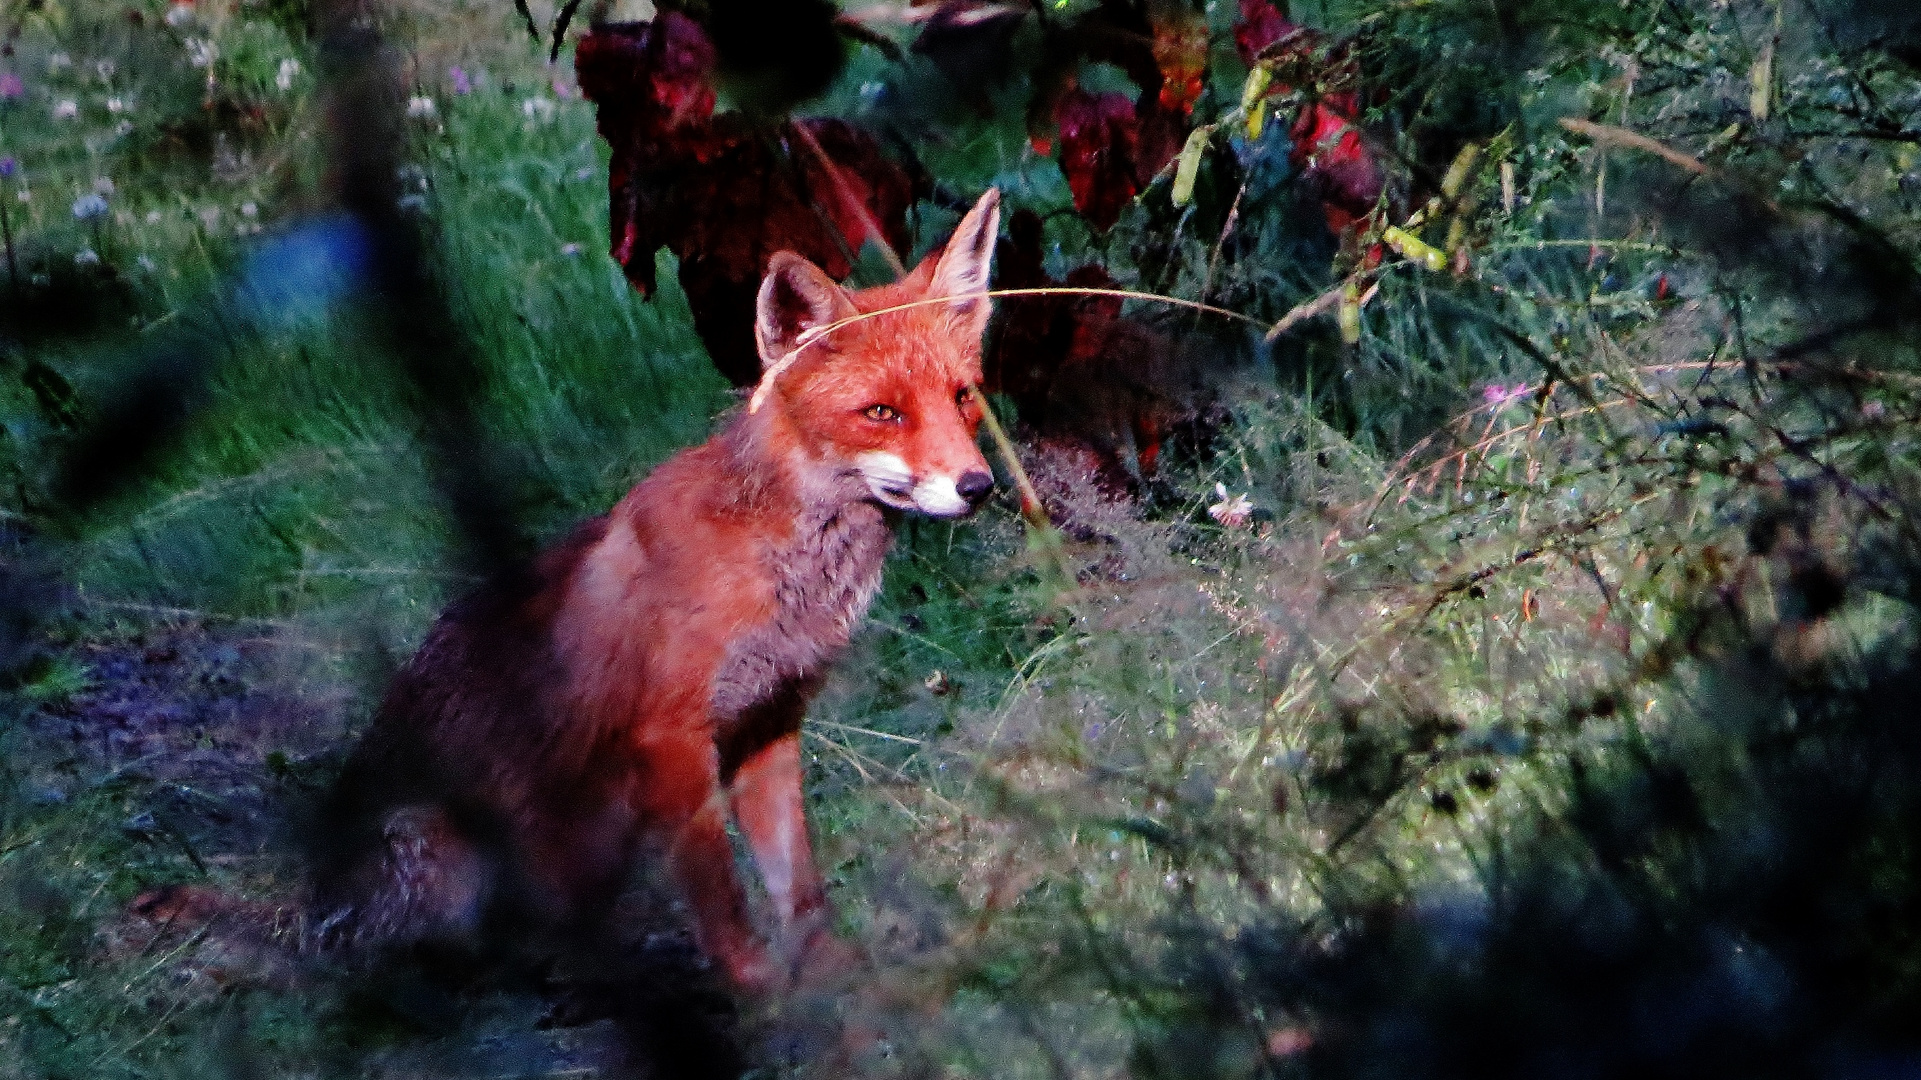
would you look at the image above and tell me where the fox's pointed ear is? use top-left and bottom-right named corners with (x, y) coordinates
top-left (928, 188), bottom-right (1002, 341)
top-left (756, 252), bottom-right (859, 370)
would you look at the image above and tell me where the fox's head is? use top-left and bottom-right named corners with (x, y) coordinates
top-left (752, 189), bottom-right (1001, 518)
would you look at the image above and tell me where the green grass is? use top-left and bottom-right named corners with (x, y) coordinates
top-left (59, 83), bottom-right (730, 627)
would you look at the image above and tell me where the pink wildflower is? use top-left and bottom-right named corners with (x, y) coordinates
top-left (1482, 382), bottom-right (1531, 409)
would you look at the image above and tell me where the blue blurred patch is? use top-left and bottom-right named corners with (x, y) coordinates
top-left (1231, 119), bottom-right (1297, 208)
top-left (232, 216), bottom-right (375, 328)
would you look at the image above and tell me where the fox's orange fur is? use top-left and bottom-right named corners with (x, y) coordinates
top-left (313, 191), bottom-right (1003, 990)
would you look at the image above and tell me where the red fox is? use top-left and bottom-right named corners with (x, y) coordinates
top-left (310, 190), bottom-right (1003, 991)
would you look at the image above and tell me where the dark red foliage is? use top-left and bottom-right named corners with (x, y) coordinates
top-left (1291, 100), bottom-right (1381, 232)
top-left (1232, 0), bottom-right (1293, 67)
top-left (1052, 263), bottom-right (1187, 478)
top-left (575, 11), bottom-right (717, 140)
top-left (986, 210), bottom-right (1195, 481)
top-left (1045, 86), bottom-right (1185, 228)
top-left (1024, 0), bottom-right (1189, 231)
top-left (1134, 98), bottom-right (1189, 199)
top-left (576, 15), bottom-right (919, 386)
top-left (1056, 89), bottom-right (1143, 233)
top-left (983, 208), bottom-right (1060, 412)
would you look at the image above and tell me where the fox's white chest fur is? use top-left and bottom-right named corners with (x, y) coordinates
top-left (708, 498), bottom-right (892, 720)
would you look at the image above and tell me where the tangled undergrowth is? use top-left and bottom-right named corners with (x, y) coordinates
top-left (3, 0), bottom-right (1920, 1077)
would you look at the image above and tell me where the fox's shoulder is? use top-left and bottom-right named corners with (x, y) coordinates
top-left (565, 437), bottom-right (794, 612)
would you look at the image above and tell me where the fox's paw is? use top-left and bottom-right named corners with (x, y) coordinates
top-left (98, 884), bottom-right (301, 992)
top-left (128, 883), bottom-right (230, 927)
top-left (780, 922), bottom-right (868, 998)
top-left (714, 943), bottom-right (784, 997)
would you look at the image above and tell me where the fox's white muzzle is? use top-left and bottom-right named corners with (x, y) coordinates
top-left (855, 452), bottom-right (992, 518)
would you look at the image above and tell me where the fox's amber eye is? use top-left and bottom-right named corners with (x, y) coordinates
top-left (863, 404), bottom-right (901, 423)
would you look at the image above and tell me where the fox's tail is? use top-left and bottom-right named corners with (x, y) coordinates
top-left (117, 802), bottom-right (492, 983)
top-left (108, 883), bottom-right (303, 988)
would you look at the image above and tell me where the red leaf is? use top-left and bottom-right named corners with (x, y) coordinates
top-left (1016, 1), bottom-right (1192, 230)
top-left (1134, 96), bottom-right (1188, 191)
top-left (577, 17), bottom-right (919, 385)
top-left (1232, 0), bottom-right (1293, 67)
top-left (575, 13), bottom-right (717, 147)
top-left (1151, 12), bottom-right (1208, 116)
top-left (1057, 88), bottom-right (1142, 233)
top-left (1291, 102), bottom-right (1382, 230)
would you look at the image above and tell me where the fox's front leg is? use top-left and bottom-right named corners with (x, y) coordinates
top-left (631, 719), bottom-right (773, 991)
top-left (732, 724), bottom-right (872, 989)
top-left (731, 731), bottom-right (828, 932)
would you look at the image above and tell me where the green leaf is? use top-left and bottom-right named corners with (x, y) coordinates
top-left (1171, 126), bottom-right (1210, 208)
top-left (1440, 142), bottom-right (1481, 201)
top-left (1240, 65), bottom-right (1272, 112)
top-left (1338, 280), bottom-right (1362, 344)
top-left (1384, 226), bottom-right (1447, 272)
top-left (1748, 41), bottom-right (1773, 120)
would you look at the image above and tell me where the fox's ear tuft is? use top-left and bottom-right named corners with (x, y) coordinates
top-left (756, 253), bottom-right (858, 370)
top-left (929, 188), bottom-right (1001, 341)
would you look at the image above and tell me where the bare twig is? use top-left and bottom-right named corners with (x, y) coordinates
top-left (1559, 118), bottom-right (1710, 176)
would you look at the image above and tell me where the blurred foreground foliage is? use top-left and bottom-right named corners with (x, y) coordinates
top-left (1, 0), bottom-right (1920, 1077)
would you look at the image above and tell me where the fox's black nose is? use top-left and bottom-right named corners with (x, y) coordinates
top-left (956, 470), bottom-right (995, 505)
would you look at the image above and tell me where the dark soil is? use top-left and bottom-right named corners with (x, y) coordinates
top-left (17, 622), bottom-right (344, 873)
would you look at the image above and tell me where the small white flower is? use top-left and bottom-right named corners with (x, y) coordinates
top-left (406, 95), bottom-right (436, 119)
top-left (113, 119), bottom-right (134, 137)
top-left (165, 3), bottom-right (194, 26)
top-left (276, 58), bottom-right (300, 91)
top-left (186, 39), bottom-right (216, 69)
top-left (95, 59), bottom-right (117, 82)
top-left (1207, 482), bottom-right (1255, 529)
top-left (145, 210), bottom-right (163, 224)
top-left (560, 242), bottom-right (581, 257)
top-left (15, 189), bottom-right (30, 203)
top-left (53, 99), bottom-right (79, 120)
top-left (93, 177), bottom-right (115, 195)
top-left (137, 254), bottom-right (156, 272)
top-left (106, 97), bottom-right (126, 113)
top-left (240, 201), bottom-right (257, 218)
top-left (573, 166), bottom-right (594, 181)
top-left (74, 248), bottom-right (100, 267)
top-left (198, 206), bottom-right (220, 229)
top-left (72, 193), bottom-right (109, 220)
top-left (520, 96), bottom-right (555, 123)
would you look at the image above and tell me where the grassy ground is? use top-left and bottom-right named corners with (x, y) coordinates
top-left (4, 0), bottom-right (1921, 1076)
